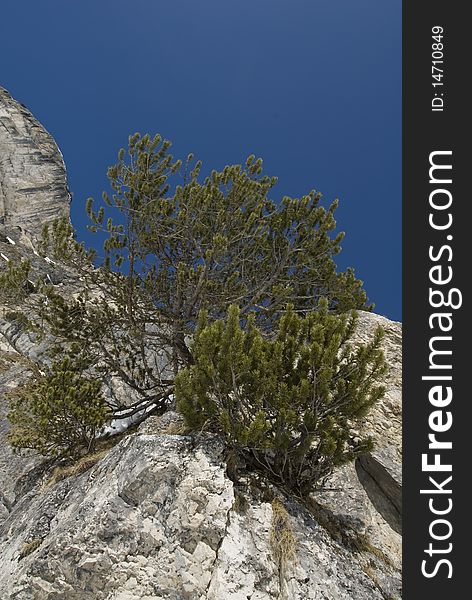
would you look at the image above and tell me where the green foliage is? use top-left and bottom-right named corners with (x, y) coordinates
top-left (3, 134), bottom-right (377, 465)
top-left (7, 356), bottom-right (108, 458)
top-left (34, 133), bottom-right (370, 396)
top-left (92, 133), bottom-right (369, 322)
top-left (36, 284), bottom-right (174, 407)
top-left (175, 301), bottom-right (387, 496)
top-left (0, 260), bottom-right (32, 305)
top-left (40, 218), bottom-right (96, 265)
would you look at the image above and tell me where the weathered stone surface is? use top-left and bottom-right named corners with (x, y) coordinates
top-left (0, 432), bottom-right (394, 600)
top-left (357, 447), bottom-right (402, 534)
top-left (0, 86), bottom-right (70, 239)
top-left (315, 311), bottom-right (402, 597)
top-left (353, 312), bottom-right (402, 457)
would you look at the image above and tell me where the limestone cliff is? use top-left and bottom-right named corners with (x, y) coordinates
top-left (0, 87), bottom-right (402, 600)
top-left (0, 86), bottom-right (70, 239)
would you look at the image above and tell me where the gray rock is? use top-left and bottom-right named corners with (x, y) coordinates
top-left (353, 311), bottom-right (402, 455)
top-left (0, 433), bottom-right (393, 600)
top-left (0, 86), bottom-right (70, 239)
top-left (357, 447), bottom-right (402, 534)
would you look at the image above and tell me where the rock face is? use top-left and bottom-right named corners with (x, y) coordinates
top-left (0, 88), bottom-right (403, 599)
top-left (0, 423), bottom-right (400, 600)
top-left (0, 86), bottom-right (70, 239)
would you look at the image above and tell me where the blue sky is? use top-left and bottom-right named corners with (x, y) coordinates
top-left (1, 0), bottom-right (401, 320)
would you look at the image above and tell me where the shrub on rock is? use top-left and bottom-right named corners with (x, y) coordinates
top-left (175, 301), bottom-right (387, 496)
top-left (7, 356), bottom-right (107, 458)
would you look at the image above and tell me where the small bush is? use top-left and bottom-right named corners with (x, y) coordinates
top-left (176, 301), bottom-right (387, 497)
top-left (7, 357), bottom-right (108, 458)
top-left (0, 260), bottom-right (31, 305)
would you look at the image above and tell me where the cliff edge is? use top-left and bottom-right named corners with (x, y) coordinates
top-left (0, 87), bottom-right (70, 239)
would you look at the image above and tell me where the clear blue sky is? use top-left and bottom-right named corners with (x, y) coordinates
top-left (1, 0), bottom-right (401, 320)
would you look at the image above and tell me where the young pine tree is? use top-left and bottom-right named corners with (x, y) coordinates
top-left (7, 356), bottom-right (108, 459)
top-left (175, 301), bottom-right (387, 497)
top-left (36, 133), bottom-right (370, 402)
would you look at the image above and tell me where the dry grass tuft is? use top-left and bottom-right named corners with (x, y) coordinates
top-left (361, 563), bottom-right (398, 600)
top-left (232, 489), bottom-right (250, 514)
top-left (356, 534), bottom-right (397, 568)
top-left (269, 499), bottom-right (297, 569)
top-left (44, 448), bottom-right (109, 489)
top-left (161, 421), bottom-right (190, 435)
top-left (18, 538), bottom-right (42, 560)
top-left (42, 429), bottom-right (133, 490)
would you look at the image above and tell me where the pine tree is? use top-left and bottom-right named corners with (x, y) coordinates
top-left (175, 301), bottom-right (387, 496)
top-left (0, 260), bottom-right (32, 305)
top-left (2, 133), bottom-right (375, 457)
top-left (36, 133), bottom-right (370, 396)
top-left (7, 356), bottom-right (108, 458)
